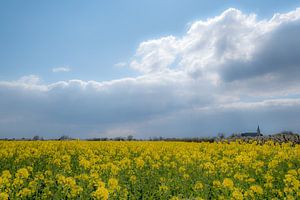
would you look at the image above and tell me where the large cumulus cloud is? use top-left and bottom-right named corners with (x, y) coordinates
top-left (131, 8), bottom-right (300, 92)
top-left (1, 8), bottom-right (300, 138)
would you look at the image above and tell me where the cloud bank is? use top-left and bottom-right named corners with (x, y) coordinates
top-left (52, 66), bottom-right (71, 73)
top-left (1, 8), bottom-right (300, 138)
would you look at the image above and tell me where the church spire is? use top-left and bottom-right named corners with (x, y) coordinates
top-left (257, 125), bottom-right (261, 135)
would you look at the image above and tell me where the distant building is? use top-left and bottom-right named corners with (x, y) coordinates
top-left (241, 126), bottom-right (263, 137)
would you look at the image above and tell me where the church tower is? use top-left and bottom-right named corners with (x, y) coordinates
top-left (257, 125), bottom-right (261, 136)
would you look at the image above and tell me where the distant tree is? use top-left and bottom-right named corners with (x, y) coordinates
top-left (59, 135), bottom-right (71, 140)
top-left (229, 133), bottom-right (240, 138)
top-left (280, 131), bottom-right (294, 135)
top-left (32, 135), bottom-right (40, 140)
top-left (112, 137), bottom-right (124, 141)
top-left (127, 135), bottom-right (134, 141)
top-left (217, 133), bottom-right (225, 139)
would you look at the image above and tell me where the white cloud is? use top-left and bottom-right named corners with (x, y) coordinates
top-left (130, 36), bottom-right (179, 73)
top-left (0, 71), bottom-right (213, 138)
top-left (52, 66), bottom-right (71, 73)
top-left (18, 75), bottom-right (41, 84)
top-left (114, 62), bottom-right (127, 68)
top-left (1, 8), bottom-right (300, 138)
top-left (130, 7), bottom-right (300, 90)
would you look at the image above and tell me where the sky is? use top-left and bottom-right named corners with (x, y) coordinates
top-left (1, 0), bottom-right (300, 138)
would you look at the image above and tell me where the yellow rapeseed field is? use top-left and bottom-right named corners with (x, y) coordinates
top-left (0, 141), bottom-right (299, 199)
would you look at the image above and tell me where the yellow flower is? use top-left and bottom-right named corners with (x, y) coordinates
top-left (16, 168), bottom-right (29, 179)
top-left (232, 190), bottom-right (243, 200)
top-left (94, 180), bottom-right (106, 188)
top-left (286, 195), bottom-right (295, 200)
top-left (287, 169), bottom-right (297, 176)
top-left (56, 174), bottom-right (66, 185)
top-left (79, 158), bottom-right (91, 169)
top-left (250, 185), bottom-right (263, 195)
top-left (284, 187), bottom-right (293, 193)
top-left (110, 165), bottom-right (120, 175)
top-left (70, 186), bottom-right (83, 198)
top-left (12, 177), bottom-right (23, 187)
top-left (159, 185), bottom-right (169, 192)
top-left (183, 173), bottom-right (190, 180)
top-left (213, 180), bottom-right (221, 188)
top-left (65, 177), bottom-right (77, 187)
top-left (1, 170), bottom-right (11, 179)
top-left (0, 139), bottom-right (299, 199)
top-left (264, 174), bottom-right (274, 182)
top-left (93, 187), bottom-right (109, 200)
top-left (135, 158), bottom-right (145, 168)
top-left (27, 166), bottom-right (33, 172)
top-left (264, 182), bottom-right (273, 188)
top-left (121, 188), bottom-right (129, 198)
top-left (193, 181), bottom-right (204, 191)
top-left (108, 178), bottom-right (119, 191)
top-left (0, 192), bottom-right (9, 200)
top-left (130, 175), bottom-right (137, 183)
top-left (0, 175), bottom-right (10, 188)
top-left (244, 190), bottom-right (254, 198)
top-left (234, 173), bottom-right (247, 181)
top-left (17, 188), bottom-right (32, 198)
top-left (246, 178), bottom-right (255, 183)
top-left (223, 178), bottom-right (234, 189)
top-left (45, 169), bottom-right (52, 176)
top-left (179, 166), bottom-right (186, 173)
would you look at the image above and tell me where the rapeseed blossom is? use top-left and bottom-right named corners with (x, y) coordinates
top-left (222, 178), bottom-right (234, 189)
top-left (93, 187), bottom-right (109, 200)
top-left (108, 178), bottom-right (119, 191)
top-left (193, 181), bottom-right (204, 191)
top-left (16, 168), bottom-right (29, 179)
top-left (250, 185), bottom-right (263, 195)
top-left (0, 141), bottom-right (299, 199)
top-left (0, 192), bottom-right (9, 200)
top-left (232, 189), bottom-right (243, 200)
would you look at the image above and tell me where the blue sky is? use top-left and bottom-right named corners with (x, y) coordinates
top-left (1, 1), bottom-right (300, 138)
top-left (1, 0), bottom-right (300, 82)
